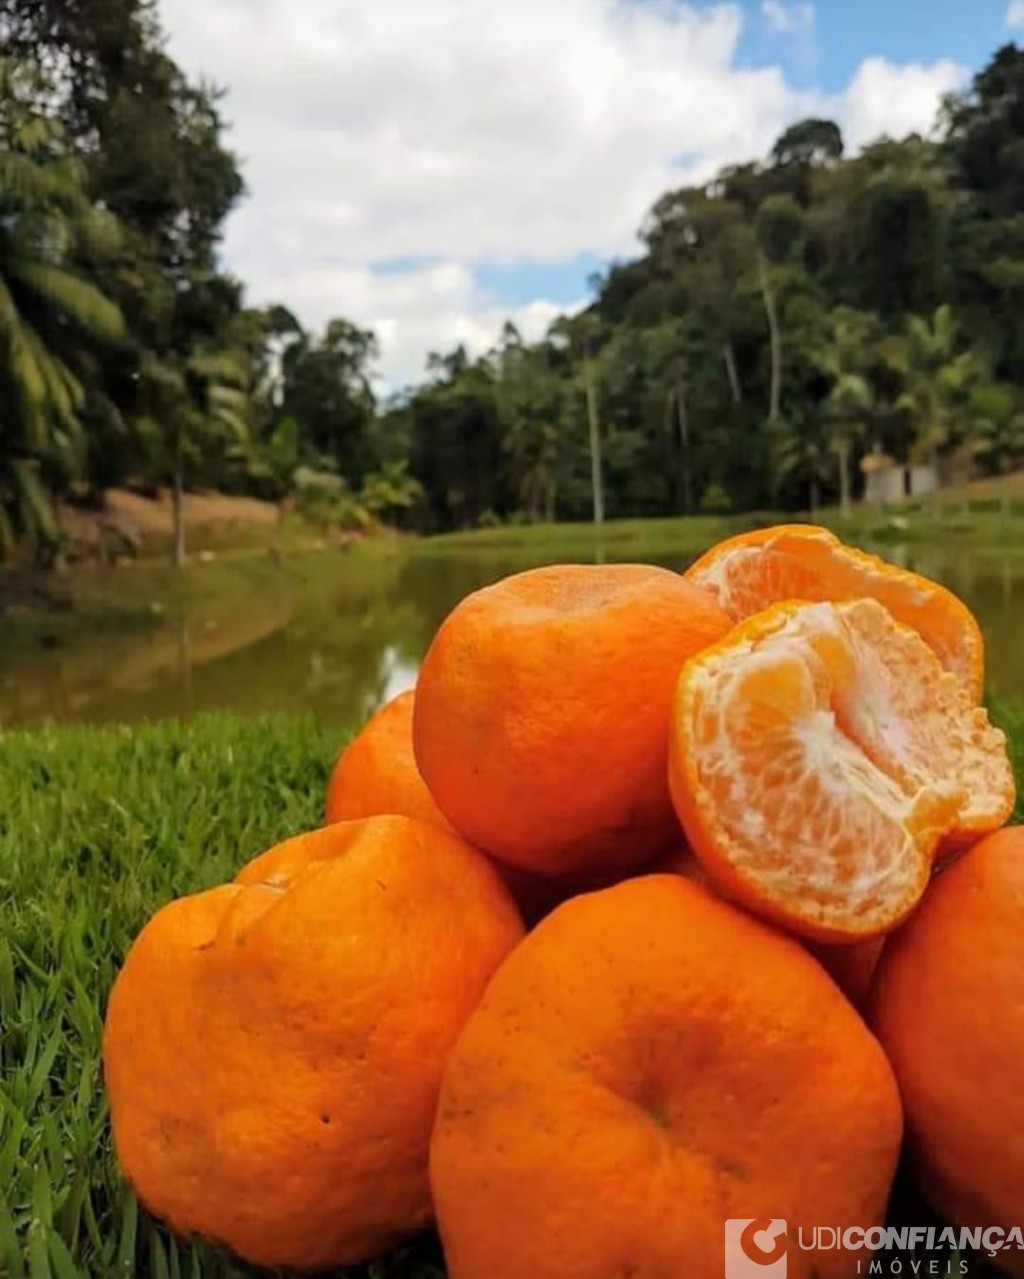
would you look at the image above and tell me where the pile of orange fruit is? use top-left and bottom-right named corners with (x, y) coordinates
top-left (104, 524), bottom-right (1024, 1279)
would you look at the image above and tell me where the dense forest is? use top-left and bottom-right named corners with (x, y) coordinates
top-left (2, 0), bottom-right (1024, 561)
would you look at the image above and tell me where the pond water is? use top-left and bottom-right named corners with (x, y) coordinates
top-left (3, 537), bottom-right (1024, 729)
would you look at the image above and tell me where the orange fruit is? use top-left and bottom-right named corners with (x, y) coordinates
top-left (324, 688), bottom-right (569, 925)
top-left (685, 524), bottom-right (985, 700)
top-left (103, 816), bottom-right (523, 1270)
top-left (668, 598), bottom-right (1013, 942)
top-left (325, 689), bottom-right (452, 831)
top-left (414, 564), bottom-right (732, 880)
top-left (871, 827), bottom-right (1024, 1271)
top-left (430, 875), bottom-right (903, 1279)
top-left (655, 844), bottom-right (885, 1006)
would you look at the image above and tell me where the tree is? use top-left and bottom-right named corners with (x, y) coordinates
top-left (494, 326), bottom-right (563, 522)
top-left (943, 46), bottom-right (1024, 384)
top-left (0, 0), bottom-right (244, 282)
top-left (817, 138), bottom-right (950, 320)
top-left (0, 61), bottom-right (125, 558)
top-left (405, 348), bottom-right (508, 530)
top-left (642, 189), bottom-right (753, 404)
top-left (645, 319), bottom-right (701, 514)
top-left (550, 312), bottom-right (606, 527)
top-left (755, 195), bottom-right (807, 424)
top-left (772, 411), bottom-right (833, 517)
top-left (816, 309), bottom-right (878, 519)
top-left (281, 320), bottom-right (379, 483)
top-left (887, 305), bottom-right (981, 513)
top-left (969, 383), bottom-right (1024, 519)
top-left (944, 44), bottom-right (1024, 218)
top-left (771, 119), bottom-right (844, 171)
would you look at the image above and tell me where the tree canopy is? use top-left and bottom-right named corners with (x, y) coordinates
top-left (1, 14), bottom-right (1023, 558)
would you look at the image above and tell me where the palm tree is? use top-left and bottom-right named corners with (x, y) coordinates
top-left (133, 345), bottom-right (253, 566)
top-left (647, 319), bottom-right (698, 515)
top-left (0, 66), bottom-right (125, 558)
top-left (887, 305), bottom-right (979, 516)
top-left (773, 413), bottom-right (833, 517)
top-left (970, 383), bottom-right (1024, 521)
top-left (817, 309), bottom-right (877, 520)
top-left (494, 328), bottom-right (562, 522)
top-left (551, 313), bottom-right (605, 527)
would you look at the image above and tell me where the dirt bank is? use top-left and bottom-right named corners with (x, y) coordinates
top-left (58, 489), bottom-right (281, 560)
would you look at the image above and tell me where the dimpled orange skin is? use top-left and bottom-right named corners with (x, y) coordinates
top-left (323, 688), bottom-right (572, 925)
top-left (653, 845), bottom-right (885, 1008)
top-left (684, 524), bottom-right (985, 701)
top-left (871, 828), bottom-right (1024, 1274)
top-left (413, 564), bottom-right (733, 880)
top-left (103, 816), bottom-right (524, 1271)
top-left (430, 875), bottom-right (903, 1279)
top-left (325, 689), bottom-right (453, 831)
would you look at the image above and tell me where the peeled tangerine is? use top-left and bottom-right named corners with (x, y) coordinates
top-left (668, 598), bottom-right (1014, 942)
top-left (103, 816), bottom-right (524, 1271)
top-left (431, 875), bottom-right (903, 1279)
top-left (685, 524), bottom-right (985, 700)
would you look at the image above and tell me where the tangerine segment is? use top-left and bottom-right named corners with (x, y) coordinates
top-left (684, 524), bottom-right (985, 700)
top-left (669, 599), bottom-right (1013, 942)
top-left (430, 876), bottom-right (902, 1279)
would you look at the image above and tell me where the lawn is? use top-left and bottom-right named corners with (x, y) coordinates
top-left (425, 497), bottom-right (1024, 559)
top-left (0, 714), bottom-right (443, 1278)
top-left (2, 709), bottom-right (1022, 1277)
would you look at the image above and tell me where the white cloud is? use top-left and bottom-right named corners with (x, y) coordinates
top-left (1007, 1), bottom-right (1024, 27)
top-left (158, 0), bottom-right (807, 383)
top-left (839, 57), bottom-right (968, 150)
top-left (761, 1), bottom-right (815, 34)
top-left (261, 258), bottom-right (577, 388)
top-left (156, 0), bottom-right (966, 386)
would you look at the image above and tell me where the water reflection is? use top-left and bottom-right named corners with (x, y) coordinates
top-left (2, 538), bottom-right (1023, 729)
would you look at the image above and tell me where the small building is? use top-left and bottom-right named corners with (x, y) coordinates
top-left (861, 454), bottom-right (941, 505)
top-left (861, 452), bottom-right (904, 506)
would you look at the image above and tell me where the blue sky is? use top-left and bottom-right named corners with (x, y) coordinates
top-left (161, 0), bottom-right (1021, 385)
top-left (738, 0), bottom-right (1012, 91)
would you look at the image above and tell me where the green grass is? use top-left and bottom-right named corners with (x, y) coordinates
top-left (422, 513), bottom-right (748, 558)
top-left (2, 709), bottom-right (1021, 1277)
top-left (0, 714), bottom-right (444, 1278)
top-left (424, 499), bottom-right (1024, 559)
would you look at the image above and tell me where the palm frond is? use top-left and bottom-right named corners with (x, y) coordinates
top-left (11, 458), bottom-right (59, 544)
top-left (210, 406), bottom-right (250, 442)
top-left (76, 208), bottom-right (123, 258)
top-left (20, 324), bottom-right (84, 432)
top-left (7, 260), bottom-right (125, 343)
top-left (0, 502), bottom-right (16, 563)
top-left (189, 350), bottom-right (247, 387)
top-left (0, 275), bottom-right (19, 340)
top-left (0, 151), bottom-right (83, 211)
top-left (6, 326), bottom-right (49, 448)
